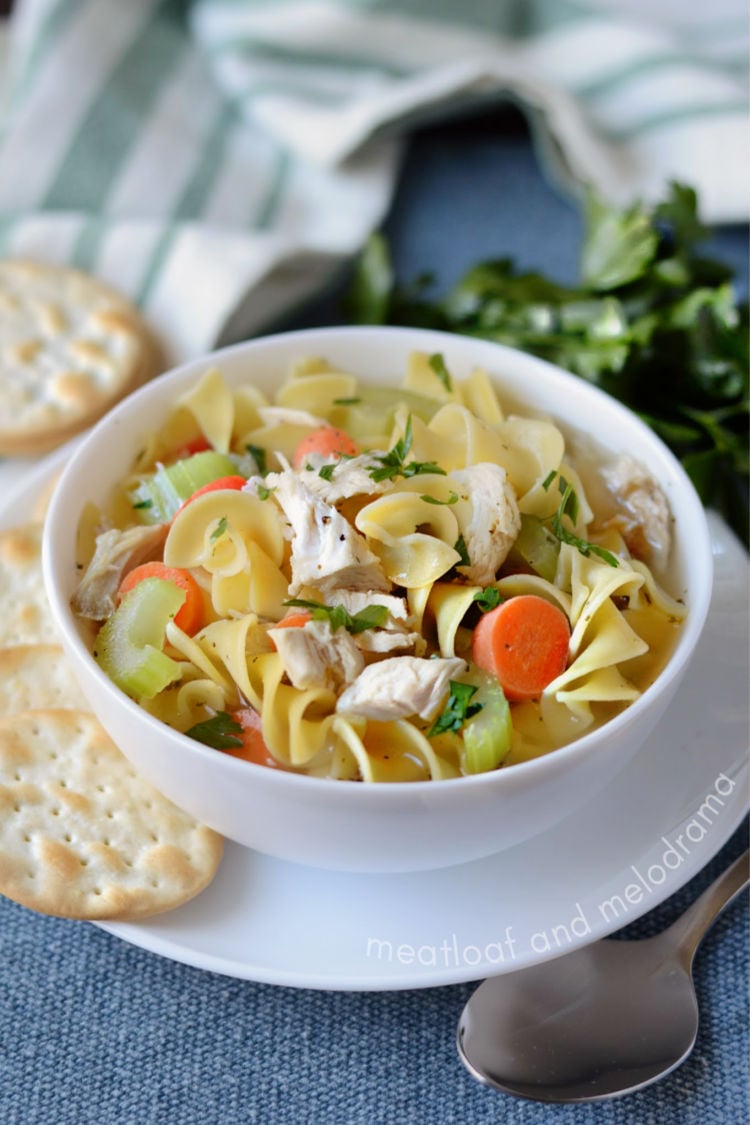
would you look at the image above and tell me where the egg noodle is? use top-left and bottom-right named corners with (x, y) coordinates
top-left (78, 353), bottom-right (686, 782)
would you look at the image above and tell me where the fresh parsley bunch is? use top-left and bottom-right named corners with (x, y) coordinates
top-left (347, 183), bottom-right (749, 542)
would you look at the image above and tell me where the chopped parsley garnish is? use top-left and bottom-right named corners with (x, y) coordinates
top-left (318, 463), bottom-right (336, 481)
top-left (454, 533), bottom-right (471, 567)
top-left (473, 586), bottom-right (503, 612)
top-left (420, 491), bottom-right (458, 505)
top-left (185, 711), bottom-right (243, 750)
top-left (428, 352), bottom-right (453, 392)
top-left (210, 516), bottom-right (228, 542)
top-left (246, 443), bottom-right (267, 476)
top-left (332, 396), bottom-right (362, 405)
top-left (256, 483), bottom-right (276, 501)
top-left (283, 598), bottom-right (389, 635)
top-left (368, 415), bottom-right (446, 483)
top-left (428, 681), bottom-right (483, 737)
top-left (132, 499), bottom-right (153, 510)
top-left (543, 471), bottom-right (619, 566)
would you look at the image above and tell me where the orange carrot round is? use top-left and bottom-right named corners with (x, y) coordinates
top-left (292, 425), bottom-right (359, 469)
top-left (117, 562), bottom-right (205, 636)
top-left (472, 594), bottom-right (570, 702)
top-left (173, 475), bottom-right (247, 520)
top-left (225, 707), bottom-right (284, 769)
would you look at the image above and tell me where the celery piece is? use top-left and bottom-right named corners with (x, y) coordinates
top-left (94, 577), bottom-right (184, 699)
top-left (461, 672), bottom-right (513, 774)
top-left (330, 386), bottom-right (439, 443)
top-left (508, 514), bottom-right (560, 581)
top-left (129, 451), bottom-right (238, 523)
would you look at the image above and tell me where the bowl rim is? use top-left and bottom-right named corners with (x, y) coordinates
top-left (42, 324), bottom-right (714, 799)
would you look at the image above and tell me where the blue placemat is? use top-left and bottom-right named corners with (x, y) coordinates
top-left (1, 111), bottom-right (748, 1125)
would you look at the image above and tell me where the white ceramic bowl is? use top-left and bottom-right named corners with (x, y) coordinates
top-left (43, 327), bottom-right (713, 873)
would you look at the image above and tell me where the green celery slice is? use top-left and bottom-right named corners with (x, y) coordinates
top-left (461, 672), bottom-right (513, 774)
top-left (94, 577), bottom-right (185, 699)
top-left (129, 451), bottom-right (238, 523)
top-left (508, 514), bottom-right (560, 581)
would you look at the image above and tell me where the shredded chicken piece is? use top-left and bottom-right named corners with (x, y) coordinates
top-left (247, 470), bottom-right (389, 595)
top-left (450, 463), bottom-right (521, 586)
top-left (602, 455), bottom-right (672, 566)
top-left (267, 618), bottom-right (364, 691)
top-left (299, 452), bottom-right (391, 504)
top-left (336, 656), bottom-right (467, 722)
top-left (72, 523), bottom-right (169, 620)
top-left (329, 589), bottom-right (419, 653)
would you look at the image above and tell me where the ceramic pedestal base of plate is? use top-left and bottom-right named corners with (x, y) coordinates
top-left (2, 456), bottom-right (748, 991)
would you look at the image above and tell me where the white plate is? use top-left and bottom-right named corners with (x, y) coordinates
top-left (2, 455), bottom-right (748, 991)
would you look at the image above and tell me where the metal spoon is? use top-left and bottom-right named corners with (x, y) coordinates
top-left (457, 849), bottom-right (749, 1103)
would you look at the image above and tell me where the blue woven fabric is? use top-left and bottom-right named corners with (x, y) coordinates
top-left (1, 112), bottom-right (748, 1125)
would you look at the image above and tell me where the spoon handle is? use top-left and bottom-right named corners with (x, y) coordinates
top-left (667, 849), bottom-right (749, 962)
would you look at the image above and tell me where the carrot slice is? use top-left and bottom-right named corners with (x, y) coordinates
top-left (173, 475), bottom-right (247, 519)
top-left (117, 562), bottom-right (205, 636)
top-left (472, 594), bottom-right (570, 702)
top-left (172, 436), bottom-right (213, 460)
top-left (224, 707), bottom-right (285, 769)
top-left (272, 611), bottom-right (313, 631)
top-left (292, 425), bottom-right (359, 469)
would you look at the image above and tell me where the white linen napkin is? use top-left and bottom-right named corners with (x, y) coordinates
top-left (0, 0), bottom-right (747, 368)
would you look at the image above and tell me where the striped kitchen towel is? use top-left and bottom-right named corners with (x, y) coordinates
top-left (0, 0), bottom-right (747, 364)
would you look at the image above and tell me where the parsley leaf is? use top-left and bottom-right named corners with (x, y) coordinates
top-left (428, 352), bottom-right (453, 392)
top-left (420, 491), bottom-right (458, 505)
top-left (256, 483), bottom-right (276, 501)
top-left (543, 472), bottom-right (619, 567)
top-left (473, 587), bottom-right (503, 612)
top-left (246, 444), bottom-right (267, 476)
top-left (368, 415), bottom-right (447, 483)
top-left (454, 533), bottom-right (471, 567)
top-left (210, 516), bottom-right (228, 542)
top-left (283, 598), bottom-right (389, 635)
top-left (332, 396), bottom-right (362, 405)
top-left (132, 499), bottom-right (153, 510)
top-left (318, 463), bottom-right (336, 481)
top-left (427, 681), bottom-right (483, 737)
top-left (185, 711), bottom-right (243, 750)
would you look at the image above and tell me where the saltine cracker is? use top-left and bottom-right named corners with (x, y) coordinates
top-left (0, 522), bottom-right (60, 646)
top-left (0, 259), bottom-right (161, 455)
top-left (0, 644), bottom-right (88, 713)
top-left (0, 709), bottom-right (223, 920)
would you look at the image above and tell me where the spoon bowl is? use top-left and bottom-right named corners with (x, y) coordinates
top-left (457, 850), bottom-right (749, 1103)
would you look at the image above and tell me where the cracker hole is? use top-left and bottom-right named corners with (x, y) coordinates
top-left (93, 889), bottom-right (102, 896)
top-left (51, 808), bottom-right (60, 817)
top-left (105, 810), bottom-right (114, 819)
top-left (22, 833), bottom-right (31, 842)
top-left (58, 780), bottom-right (67, 788)
top-left (96, 785), bottom-right (105, 793)
top-left (79, 858), bottom-right (88, 867)
top-left (64, 834), bottom-right (72, 843)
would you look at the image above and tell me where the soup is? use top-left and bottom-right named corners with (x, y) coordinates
top-left (72, 352), bottom-right (685, 782)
